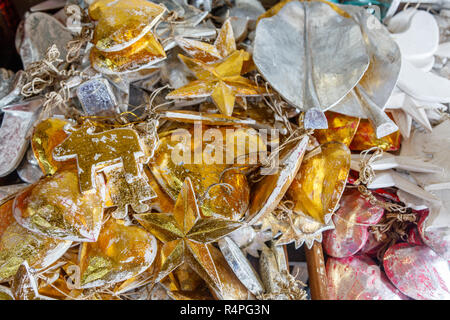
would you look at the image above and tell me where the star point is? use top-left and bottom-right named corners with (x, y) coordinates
top-left (134, 177), bottom-right (242, 291)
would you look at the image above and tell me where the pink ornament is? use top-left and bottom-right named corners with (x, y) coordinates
top-left (323, 189), bottom-right (384, 258)
top-left (383, 243), bottom-right (450, 300)
top-left (407, 227), bottom-right (424, 246)
top-left (418, 211), bottom-right (450, 260)
top-left (327, 255), bottom-right (407, 300)
top-left (360, 232), bottom-right (384, 257)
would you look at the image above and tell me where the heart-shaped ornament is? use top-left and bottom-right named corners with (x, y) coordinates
top-left (31, 118), bottom-right (72, 176)
top-left (323, 188), bottom-right (384, 258)
top-left (13, 167), bottom-right (105, 242)
top-left (383, 243), bottom-right (450, 300)
top-left (89, 0), bottom-right (165, 52)
top-left (0, 199), bottom-right (71, 282)
top-left (151, 125), bottom-right (260, 220)
top-left (78, 219), bottom-right (158, 288)
top-left (327, 255), bottom-right (407, 300)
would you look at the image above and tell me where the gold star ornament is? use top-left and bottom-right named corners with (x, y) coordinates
top-left (89, 0), bottom-right (166, 74)
top-left (134, 177), bottom-right (242, 292)
top-left (166, 50), bottom-right (262, 116)
top-left (166, 19), bottom-right (261, 116)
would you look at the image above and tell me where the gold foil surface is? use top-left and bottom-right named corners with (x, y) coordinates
top-left (52, 122), bottom-right (146, 193)
top-left (79, 219), bottom-right (157, 288)
top-left (314, 111), bottom-right (360, 147)
top-left (287, 141), bottom-right (351, 224)
top-left (103, 166), bottom-right (156, 220)
top-left (13, 167), bottom-right (105, 242)
top-left (31, 118), bottom-right (72, 176)
top-left (89, 0), bottom-right (165, 52)
top-left (151, 124), bottom-right (262, 220)
top-left (0, 200), bottom-right (71, 282)
top-left (90, 32), bottom-right (166, 74)
top-left (166, 50), bottom-right (261, 116)
top-left (134, 178), bottom-right (242, 292)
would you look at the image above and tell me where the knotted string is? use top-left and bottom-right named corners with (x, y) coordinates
top-left (257, 270), bottom-right (308, 300)
top-left (352, 147), bottom-right (407, 213)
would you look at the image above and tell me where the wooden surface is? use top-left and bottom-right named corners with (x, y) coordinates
top-left (305, 241), bottom-right (329, 300)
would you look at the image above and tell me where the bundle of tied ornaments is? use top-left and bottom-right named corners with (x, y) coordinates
top-left (0, 0), bottom-right (449, 300)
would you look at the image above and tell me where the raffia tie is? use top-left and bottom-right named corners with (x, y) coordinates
top-left (21, 45), bottom-right (63, 97)
top-left (249, 127), bottom-right (312, 183)
top-left (254, 73), bottom-right (294, 134)
top-left (370, 211), bottom-right (418, 260)
top-left (257, 270), bottom-right (308, 300)
top-left (66, 26), bottom-right (93, 63)
top-left (353, 147), bottom-right (407, 213)
top-left (273, 200), bottom-right (295, 223)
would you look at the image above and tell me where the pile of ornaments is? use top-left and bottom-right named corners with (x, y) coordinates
top-left (0, 0), bottom-right (449, 300)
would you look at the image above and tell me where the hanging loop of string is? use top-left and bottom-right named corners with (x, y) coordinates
top-left (351, 146), bottom-right (407, 213)
top-left (353, 146), bottom-right (383, 186)
top-left (21, 45), bottom-right (64, 97)
top-left (66, 26), bottom-right (93, 63)
top-left (257, 270), bottom-right (308, 300)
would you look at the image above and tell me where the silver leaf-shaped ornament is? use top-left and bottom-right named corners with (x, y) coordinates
top-left (0, 99), bottom-right (42, 177)
top-left (253, 1), bottom-right (370, 129)
top-left (218, 236), bottom-right (265, 296)
top-left (20, 12), bottom-right (73, 69)
top-left (332, 5), bottom-right (401, 138)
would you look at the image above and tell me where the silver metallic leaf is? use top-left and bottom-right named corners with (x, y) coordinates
top-left (218, 236), bottom-right (265, 296)
top-left (253, 1), bottom-right (369, 128)
top-left (332, 6), bottom-right (401, 138)
top-left (20, 12), bottom-right (73, 68)
top-left (0, 99), bottom-right (42, 177)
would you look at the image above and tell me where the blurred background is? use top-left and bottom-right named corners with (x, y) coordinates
top-left (0, 1), bottom-right (46, 70)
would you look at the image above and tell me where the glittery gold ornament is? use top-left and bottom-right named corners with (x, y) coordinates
top-left (0, 199), bottom-right (71, 282)
top-left (31, 118), bottom-right (73, 176)
top-left (287, 141), bottom-right (351, 224)
top-left (134, 177), bottom-right (242, 292)
top-left (314, 111), bottom-right (360, 147)
top-left (247, 136), bottom-right (309, 224)
top-left (89, 0), bottom-right (165, 52)
top-left (78, 219), bottom-right (157, 288)
top-left (350, 115), bottom-right (401, 151)
top-left (103, 166), bottom-right (156, 220)
top-left (143, 167), bottom-right (174, 213)
top-left (174, 18), bottom-right (255, 75)
top-left (151, 124), bottom-right (262, 220)
top-left (53, 122), bottom-right (146, 193)
top-left (90, 32), bottom-right (166, 74)
top-left (166, 50), bottom-right (262, 116)
top-left (13, 167), bottom-right (105, 242)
